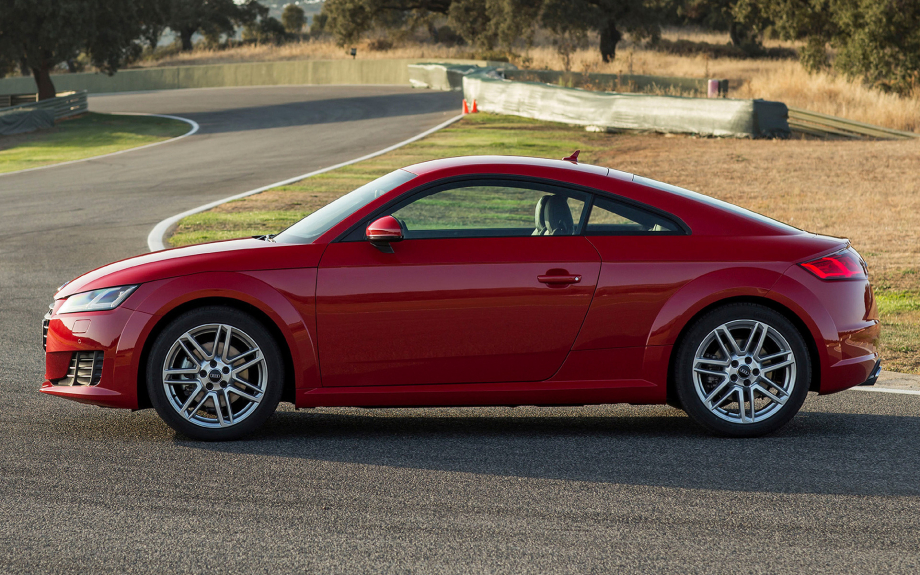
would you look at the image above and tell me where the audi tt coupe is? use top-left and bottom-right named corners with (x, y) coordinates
top-left (41, 154), bottom-right (881, 440)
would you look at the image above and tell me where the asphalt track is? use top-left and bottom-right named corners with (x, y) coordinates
top-left (2, 86), bottom-right (919, 574)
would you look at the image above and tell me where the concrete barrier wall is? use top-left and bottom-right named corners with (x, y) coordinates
top-left (409, 63), bottom-right (487, 91)
top-left (463, 73), bottom-right (789, 138)
top-left (0, 59), bottom-right (500, 95)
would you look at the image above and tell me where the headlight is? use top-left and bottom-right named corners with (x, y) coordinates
top-left (58, 285), bottom-right (138, 314)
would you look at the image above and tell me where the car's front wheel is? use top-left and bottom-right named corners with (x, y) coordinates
top-left (674, 303), bottom-right (811, 437)
top-left (146, 306), bottom-right (284, 441)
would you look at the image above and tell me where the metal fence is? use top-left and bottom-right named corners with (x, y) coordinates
top-left (788, 107), bottom-right (919, 140)
top-left (0, 93), bottom-right (40, 107)
top-left (0, 90), bottom-right (88, 120)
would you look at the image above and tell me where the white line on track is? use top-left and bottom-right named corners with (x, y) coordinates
top-left (852, 386), bottom-right (920, 396)
top-left (0, 113), bottom-right (199, 178)
top-left (147, 113), bottom-right (464, 252)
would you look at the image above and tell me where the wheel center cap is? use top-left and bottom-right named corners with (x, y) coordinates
top-left (208, 369), bottom-right (222, 382)
top-left (738, 365), bottom-right (752, 378)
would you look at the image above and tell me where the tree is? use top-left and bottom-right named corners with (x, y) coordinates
top-left (833, 0), bottom-right (920, 92)
top-left (139, 0), bottom-right (173, 50)
top-left (447, 0), bottom-right (541, 51)
top-left (767, 0), bottom-right (920, 92)
top-left (540, 0), bottom-right (594, 69)
top-left (447, 0), bottom-right (495, 49)
top-left (673, 0), bottom-right (768, 49)
top-left (167, 0), bottom-right (269, 51)
top-left (243, 16), bottom-right (289, 44)
top-left (540, 0), bottom-right (658, 63)
top-left (321, 0), bottom-right (450, 46)
top-left (320, 0), bottom-right (660, 62)
top-left (311, 12), bottom-right (329, 36)
top-left (282, 4), bottom-right (307, 34)
top-left (0, 0), bottom-right (149, 100)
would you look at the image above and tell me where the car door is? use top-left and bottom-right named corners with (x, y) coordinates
top-left (315, 178), bottom-right (602, 387)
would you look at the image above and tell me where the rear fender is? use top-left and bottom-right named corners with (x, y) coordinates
top-left (765, 274), bottom-right (848, 392)
top-left (647, 266), bottom-right (786, 347)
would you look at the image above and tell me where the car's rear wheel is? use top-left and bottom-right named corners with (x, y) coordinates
top-left (674, 303), bottom-right (811, 437)
top-left (146, 306), bottom-right (283, 441)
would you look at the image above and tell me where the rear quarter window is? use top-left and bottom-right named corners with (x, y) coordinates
top-left (586, 196), bottom-right (683, 235)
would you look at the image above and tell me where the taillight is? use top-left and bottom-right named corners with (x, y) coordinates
top-left (800, 249), bottom-right (867, 280)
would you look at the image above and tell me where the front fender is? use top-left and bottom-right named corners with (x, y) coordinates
top-left (117, 270), bottom-right (319, 403)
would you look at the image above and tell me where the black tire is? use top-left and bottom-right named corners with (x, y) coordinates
top-left (673, 303), bottom-right (811, 437)
top-left (146, 306), bottom-right (284, 441)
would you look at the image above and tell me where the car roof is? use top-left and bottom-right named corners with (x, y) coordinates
top-left (403, 155), bottom-right (633, 181)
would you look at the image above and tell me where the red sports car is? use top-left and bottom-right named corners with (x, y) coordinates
top-left (42, 154), bottom-right (880, 440)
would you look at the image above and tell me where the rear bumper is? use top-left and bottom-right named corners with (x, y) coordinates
top-left (770, 266), bottom-right (880, 395)
top-left (821, 350), bottom-right (880, 394)
top-left (858, 359), bottom-right (882, 387)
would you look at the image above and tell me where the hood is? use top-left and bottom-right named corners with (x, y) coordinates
top-left (56, 238), bottom-right (325, 299)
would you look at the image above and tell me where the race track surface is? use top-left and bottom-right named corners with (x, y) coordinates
top-left (1, 86), bottom-right (918, 574)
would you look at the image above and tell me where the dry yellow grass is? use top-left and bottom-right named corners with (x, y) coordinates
top-left (736, 63), bottom-right (920, 132)
top-left (133, 39), bottom-right (476, 68)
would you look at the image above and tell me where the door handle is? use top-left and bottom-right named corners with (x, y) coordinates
top-left (538, 274), bottom-right (581, 285)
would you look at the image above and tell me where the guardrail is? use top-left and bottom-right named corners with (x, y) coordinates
top-left (0, 93), bottom-right (40, 108)
top-left (0, 90), bottom-right (88, 120)
top-left (788, 107), bottom-right (919, 140)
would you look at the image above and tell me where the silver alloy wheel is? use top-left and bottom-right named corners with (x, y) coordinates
top-left (161, 323), bottom-right (268, 429)
top-left (692, 319), bottom-right (797, 424)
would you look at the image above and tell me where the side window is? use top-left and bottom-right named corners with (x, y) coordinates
top-left (586, 196), bottom-right (681, 235)
top-left (388, 182), bottom-right (588, 239)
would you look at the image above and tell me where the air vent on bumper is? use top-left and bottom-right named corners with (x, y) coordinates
top-left (56, 351), bottom-right (104, 386)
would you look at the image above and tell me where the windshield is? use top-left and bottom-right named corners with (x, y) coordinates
top-left (634, 176), bottom-right (802, 234)
top-left (274, 169), bottom-right (417, 244)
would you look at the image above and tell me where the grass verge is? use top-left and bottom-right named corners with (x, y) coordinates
top-left (170, 113), bottom-right (920, 373)
top-left (0, 112), bottom-right (190, 174)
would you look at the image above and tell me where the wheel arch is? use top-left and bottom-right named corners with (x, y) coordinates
top-left (665, 295), bottom-right (821, 406)
top-left (135, 296), bottom-right (298, 410)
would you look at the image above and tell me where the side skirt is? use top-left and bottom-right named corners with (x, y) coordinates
top-left (295, 379), bottom-right (663, 409)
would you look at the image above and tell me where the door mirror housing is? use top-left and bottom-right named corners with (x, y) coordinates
top-left (366, 215), bottom-right (403, 252)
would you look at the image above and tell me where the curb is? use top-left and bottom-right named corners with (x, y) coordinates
top-left (0, 113), bottom-right (199, 178)
top-left (147, 113), bottom-right (464, 252)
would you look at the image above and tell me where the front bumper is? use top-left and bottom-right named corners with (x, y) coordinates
top-left (40, 303), bottom-right (150, 410)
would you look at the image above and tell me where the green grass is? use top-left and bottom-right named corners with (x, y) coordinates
top-left (871, 270), bottom-right (920, 373)
top-left (876, 290), bottom-right (920, 314)
top-left (0, 112), bottom-right (190, 174)
top-left (170, 210), bottom-right (309, 246)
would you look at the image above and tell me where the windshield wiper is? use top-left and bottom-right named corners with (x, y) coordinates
top-left (253, 234), bottom-right (276, 242)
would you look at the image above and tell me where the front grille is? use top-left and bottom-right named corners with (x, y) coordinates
top-left (57, 351), bottom-right (104, 386)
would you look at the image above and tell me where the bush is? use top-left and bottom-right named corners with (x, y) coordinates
top-left (367, 37), bottom-right (393, 51)
top-left (435, 25), bottom-right (465, 47)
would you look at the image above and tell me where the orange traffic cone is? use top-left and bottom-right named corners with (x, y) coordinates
top-left (462, 99), bottom-right (470, 114)
top-left (471, 99), bottom-right (478, 113)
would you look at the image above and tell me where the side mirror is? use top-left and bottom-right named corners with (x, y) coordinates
top-left (366, 215), bottom-right (403, 252)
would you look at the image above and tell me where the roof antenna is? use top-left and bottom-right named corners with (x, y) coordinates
top-left (563, 150), bottom-right (580, 163)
